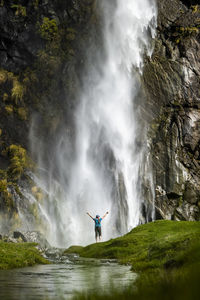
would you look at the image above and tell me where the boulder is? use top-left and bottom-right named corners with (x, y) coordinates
top-left (22, 231), bottom-right (50, 248)
top-left (13, 231), bottom-right (27, 242)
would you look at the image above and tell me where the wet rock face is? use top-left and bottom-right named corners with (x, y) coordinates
top-left (143, 0), bottom-right (200, 220)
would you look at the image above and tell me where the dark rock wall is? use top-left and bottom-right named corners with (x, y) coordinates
top-left (143, 0), bottom-right (200, 220)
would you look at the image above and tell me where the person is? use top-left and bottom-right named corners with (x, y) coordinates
top-left (86, 211), bottom-right (109, 242)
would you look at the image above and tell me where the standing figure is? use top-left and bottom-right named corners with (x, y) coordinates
top-left (87, 212), bottom-right (109, 242)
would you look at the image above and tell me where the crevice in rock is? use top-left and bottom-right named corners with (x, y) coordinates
top-left (167, 192), bottom-right (182, 199)
top-left (180, 0), bottom-right (200, 8)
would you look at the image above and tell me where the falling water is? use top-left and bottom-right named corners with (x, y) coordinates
top-left (29, 0), bottom-right (157, 247)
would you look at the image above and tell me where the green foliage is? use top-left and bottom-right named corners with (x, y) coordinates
top-left (0, 179), bottom-right (15, 209)
top-left (3, 145), bottom-right (33, 180)
top-left (11, 79), bottom-right (24, 103)
top-left (17, 107), bottom-right (28, 121)
top-left (0, 69), bottom-right (14, 84)
top-left (5, 105), bottom-right (14, 115)
top-left (191, 5), bottom-right (199, 13)
top-left (39, 17), bottom-right (58, 41)
top-left (0, 169), bottom-right (6, 180)
top-left (0, 179), bottom-right (8, 192)
top-left (0, 242), bottom-right (49, 270)
top-left (3, 93), bottom-right (8, 101)
top-left (31, 186), bottom-right (44, 202)
top-left (5, 105), bottom-right (14, 114)
top-left (0, 69), bottom-right (25, 104)
top-left (179, 26), bottom-right (199, 34)
top-left (11, 4), bottom-right (26, 17)
top-left (29, 202), bottom-right (38, 218)
top-left (174, 26), bottom-right (199, 44)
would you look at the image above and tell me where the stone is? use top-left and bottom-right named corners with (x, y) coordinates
top-left (23, 231), bottom-right (50, 248)
top-left (13, 231), bottom-right (27, 242)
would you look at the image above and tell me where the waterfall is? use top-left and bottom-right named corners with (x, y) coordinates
top-left (30, 0), bottom-right (157, 247)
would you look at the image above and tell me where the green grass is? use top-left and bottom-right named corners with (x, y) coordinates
top-left (65, 220), bottom-right (200, 300)
top-left (0, 242), bottom-right (50, 269)
top-left (65, 220), bottom-right (200, 273)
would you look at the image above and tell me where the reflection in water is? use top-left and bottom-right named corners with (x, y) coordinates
top-left (0, 260), bottom-right (137, 299)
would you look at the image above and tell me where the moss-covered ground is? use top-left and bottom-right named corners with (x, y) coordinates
top-left (64, 220), bottom-right (200, 300)
top-left (0, 242), bottom-right (49, 270)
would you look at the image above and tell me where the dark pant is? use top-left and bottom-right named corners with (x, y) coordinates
top-left (95, 226), bottom-right (102, 238)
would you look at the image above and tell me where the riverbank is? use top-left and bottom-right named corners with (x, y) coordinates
top-left (0, 242), bottom-right (49, 269)
top-left (65, 220), bottom-right (200, 299)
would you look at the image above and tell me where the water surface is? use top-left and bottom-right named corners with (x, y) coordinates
top-left (0, 257), bottom-right (137, 299)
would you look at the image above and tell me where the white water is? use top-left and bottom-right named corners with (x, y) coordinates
top-left (29, 0), bottom-right (157, 247)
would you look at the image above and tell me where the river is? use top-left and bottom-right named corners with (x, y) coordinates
top-left (0, 255), bottom-right (137, 300)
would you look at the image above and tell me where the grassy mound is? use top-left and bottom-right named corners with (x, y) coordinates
top-left (65, 220), bottom-right (200, 272)
top-left (0, 242), bottom-right (49, 269)
top-left (65, 220), bottom-right (200, 300)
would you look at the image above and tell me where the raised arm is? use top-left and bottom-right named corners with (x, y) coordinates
top-left (102, 211), bottom-right (109, 219)
top-left (86, 212), bottom-right (94, 220)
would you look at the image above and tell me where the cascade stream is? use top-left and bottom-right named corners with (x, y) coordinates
top-left (30, 0), bottom-right (157, 247)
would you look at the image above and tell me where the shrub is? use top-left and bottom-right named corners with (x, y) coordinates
top-left (39, 17), bottom-right (58, 41)
top-left (11, 79), bottom-right (24, 103)
top-left (11, 4), bottom-right (26, 17)
top-left (3, 145), bottom-right (33, 180)
top-left (17, 107), bottom-right (28, 121)
top-left (5, 105), bottom-right (14, 115)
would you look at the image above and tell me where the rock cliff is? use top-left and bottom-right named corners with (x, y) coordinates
top-left (143, 0), bottom-right (200, 220)
top-left (0, 0), bottom-right (200, 233)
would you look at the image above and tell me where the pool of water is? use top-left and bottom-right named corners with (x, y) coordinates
top-left (0, 257), bottom-right (137, 300)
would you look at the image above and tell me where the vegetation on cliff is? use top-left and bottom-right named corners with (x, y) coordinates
top-left (0, 242), bottom-right (49, 270)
